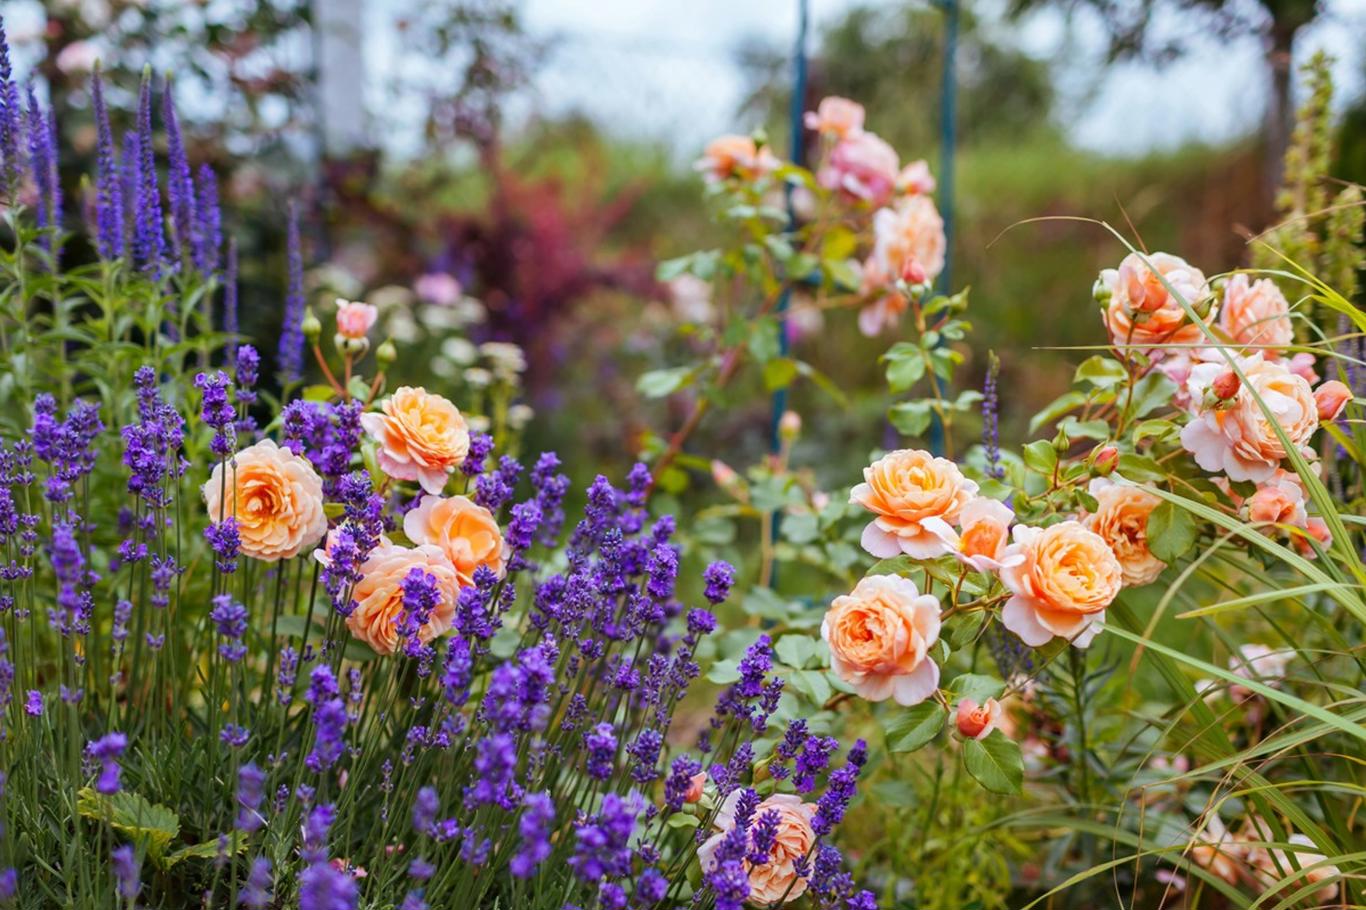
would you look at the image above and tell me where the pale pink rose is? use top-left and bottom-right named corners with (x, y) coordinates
top-left (1287, 352), bottom-right (1319, 383)
top-left (667, 274), bottom-right (714, 324)
top-left (896, 159), bottom-right (936, 196)
top-left (850, 449), bottom-right (978, 560)
top-left (822, 574), bottom-right (941, 705)
top-left (361, 387), bottom-right (470, 494)
top-left (684, 772), bottom-right (707, 804)
top-left (1082, 478), bottom-right (1166, 586)
top-left (697, 792), bottom-right (818, 905)
top-left (1100, 252), bottom-right (1213, 356)
top-left (201, 439), bottom-right (327, 562)
top-left (955, 697), bottom-right (1004, 740)
top-left (803, 96), bottom-right (865, 138)
top-left (695, 134), bottom-right (778, 183)
top-left (335, 299), bottom-right (378, 339)
top-left (1220, 274), bottom-right (1294, 353)
top-left (923, 497), bottom-right (1021, 573)
top-left (415, 272), bottom-right (462, 307)
top-left (856, 256), bottom-right (906, 337)
top-left (56, 41), bottom-right (100, 75)
top-left (402, 494), bottom-right (507, 586)
top-left (1180, 354), bottom-right (1318, 483)
top-left (346, 542), bottom-right (460, 655)
top-left (999, 522), bottom-right (1123, 649)
top-left (1314, 379), bottom-right (1351, 421)
top-left (1244, 471), bottom-right (1308, 527)
top-left (872, 195), bottom-right (946, 284)
top-left (1230, 643), bottom-right (1292, 683)
top-left (1250, 834), bottom-right (1340, 902)
top-left (818, 131), bottom-right (899, 205)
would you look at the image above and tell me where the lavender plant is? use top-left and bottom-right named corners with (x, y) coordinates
top-left (0, 30), bottom-right (874, 910)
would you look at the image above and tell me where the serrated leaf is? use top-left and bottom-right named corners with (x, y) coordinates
top-left (883, 701), bottom-right (945, 753)
top-left (963, 731), bottom-right (1023, 794)
top-left (77, 789), bottom-right (180, 860)
top-left (164, 831), bottom-right (249, 869)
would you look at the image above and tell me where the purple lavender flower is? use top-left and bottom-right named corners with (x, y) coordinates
top-left (205, 517), bottom-right (240, 574)
top-left (461, 432), bottom-right (494, 477)
top-left (298, 858), bottom-right (358, 910)
top-left (305, 667), bottom-right (347, 773)
top-left (111, 844), bottom-right (140, 899)
top-left (811, 739), bottom-right (867, 837)
top-left (242, 857), bottom-right (273, 909)
top-left (793, 735), bottom-right (838, 793)
top-left (22, 690), bottom-right (39, 716)
top-left (509, 790), bottom-right (554, 877)
top-left (583, 722), bottom-right (617, 780)
top-left (664, 755), bottom-right (702, 813)
top-left (236, 762), bottom-right (266, 832)
top-left (90, 67), bottom-right (124, 259)
top-left (24, 86), bottom-right (59, 247)
top-left (0, 18), bottom-right (20, 196)
top-left (162, 82), bottom-right (197, 269)
top-left (474, 455), bottom-right (523, 511)
top-left (86, 731), bottom-right (128, 795)
top-left (220, 724), bottom-right (249, 748)
top-left (569, 792), bottom-right (639, 883)
top-left (278, 203), bottom-right (306, 383)
top-left (193, 162), bottom-right (221, 272)
top-left (982, 353), bottom-right (1003, 480)
top-left (195, 370), bottom-right (236, 457)
top-left (132, 74), bottom-right (164, 273)
top-left (703, 560), bottom-right (736, 604)
top-left (209, 594), bottom-right (248, 662)
top-left (412, 786), bottom-right (438, 836)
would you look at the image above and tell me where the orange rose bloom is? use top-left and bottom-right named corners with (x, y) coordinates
top-left (1082, 479), bottom-right (1166, 586)
top-left (1220, 274), bottom-right (1293, 353)
top-left (202, 439), bottom-right (327, 562)
top-left (697, 792), bottom-right (817, 905)
top-left (999, 521), bottom-right (1123, 648)
top-left (402, 494), bottom-right (506, 586)
top-left (1100, 252), bottom-right (1213, 354)
top-left (822, 574), bottom-right (942, 706)
top-left (1314, 379), bottom-right (1351, 421)
top-left (695, 135), bottom-right (777, 182)
top-left (361, 387), bottom-right (470, 495)
top-left (345, 543), bottom-right (460, 655)
top-left (851, 449), bottom-right (977, 560)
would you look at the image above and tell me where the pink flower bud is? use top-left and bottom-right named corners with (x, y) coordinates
top-left (685, 771), bottom-right (707, 804)
top-left (335, 299), bottom-right (378, 340)
top-left (1314, 380), bottom-right (1351, 422)
top-left (1092, 445), bottom-right (1119, 475)
top-left (900, 256), bottom-right (927, 286)
top-left (1211, 369), bottom-right (1240, 400)
top-left (955, 697), bottom-right (1004, 741)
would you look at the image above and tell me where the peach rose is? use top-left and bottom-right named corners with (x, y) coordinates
top-left (346, 543), bottom-right (460, 655)
top-left (955, 697), bottom-right (1004, 741)
top-left (872, 195), bottom-right (946, 285)
top-left (1244, 470), bottom-right (1308, 527)
top-left (697, 792), bottom-right (817, 906)
top-left (361, 387), bottom-right (470, 494)
top-left (822, 574), bottom-right (942, 706)
top-left (695, 135), bottom-right (777, 183)
top-left (803, 96), bottom-right (864, 138)
top-left (402, 494), bottom-right (507, 586)
top-left (1314, 379), bottom-right (1351, 421)
top-left (1219, 274), bottom-right (1293, 353)
top-left (818, 131), bottom-right (899, 206)
top-left (335, 299), bottom-right (378, 339)
top-left (851, 449), bottom-right (978, 560)
top-left (999, 521), bottom-right (1123, 649)
top-left (923, 497), bottom-right (1021, 573)
top-left (1081, 479), bottom-right (1165, 587)
top-left (1287, 352), bottom-right (1319, 383)
top-left (1099, 252), bottom-right (1213, 355)
top-left (1181, 354), bottom-right (1318, 483)
top-left (856, 255), bottom-right (907, 337)
top-left (202, 438), bottom-right (327, 562)
top-left (896, 159), bottom-right (936, 196)
top-left (1250, 834), bottom-right (1340, 902)
top-left (685, 772), bottom-right (707, 804)
top-left (1188, 816), bottom-right (1245, 887)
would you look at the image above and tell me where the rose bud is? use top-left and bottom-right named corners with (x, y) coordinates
top-left (1092, 444), bottom-right (1119, 476)
top-left (779, 410), bottom-right (802, 442)
top-left (1211, 369), bottom-right (1240, 401)
top-left (335, 299), bottom-right (379, 340)
top-left (685, 771), bottom-right (707, 804)
top-left (301, 307), bottom-right (322, 342)
top-left (376, 338), bottom-right (397, 367)
top-left (955, 697), bottom-right (1004, 741)
top-left (1314, 380), bottom-right (1351, 422)
top-left (900, 256), bottom-right (927, 286)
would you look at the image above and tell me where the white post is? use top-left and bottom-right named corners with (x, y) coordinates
top-left (315, 0), bottom-right (368, 155)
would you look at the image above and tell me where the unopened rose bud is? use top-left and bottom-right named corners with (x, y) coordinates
top-left (335, 334), bottom-right (370, 357)
top-left (779, 410), bottom-right (802, 441)
top-left (711, 459), bottom-right (740, 490)
top-left (685, 771), bottom-right (707, 804)
top-left (375, 338), bottom-right (397, 367)
top-left (1092, 445), bottom-right (1119, 475)
top-left (335, 299), bottom-right (378, 340)
top-left (956, 697), bottom-right (1003, 741)
top-left (1314, 380), bottom-right (1351, 422)
top-left (301, 307), bottom-right (322, 342)
top-left (1091, 275), bottom-right (1112, 305)
top-left (1211, 369), bottom-right (1240, 401)
top-left (900, 257), bottom-right (927, 286)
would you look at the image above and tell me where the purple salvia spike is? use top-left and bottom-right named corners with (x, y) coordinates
top-left (162, 79), bottom-right (195, 270)
top-left (24, 85), bottom-right (59, 257)
top-left (193, 162), bottom-right (220, 273)
top-left (982, 352), bottom-right (1003, 480)
top-left (0, 17), bottom-right (20, 197)
top-left (119, 129), bottom-right (140, 257)
top-left (132, 71), bottom-right (164, 274)
top-left (224, 239), bottom-right (239, 365)
top-left (91, 66), bottom-right (123, 260)
top-left (277, 202), bottom-right (305, 383)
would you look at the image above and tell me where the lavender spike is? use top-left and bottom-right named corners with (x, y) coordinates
top-left (132, 71), bottom-right (164, 275)
top-left (982, 351), bottom-right (1003, 480)
top-left (193, 163), bottom-right (220, 273)
top-left (91, 66), bottom-right (124, 260)
top-left (0, 17), bottom-right (21, 196)
top-left (277, 203), bottom-right (305, 383)
top-left (119, 129), bottom-right (140, 257)
top-left (162, 79), bottom-right (195, 270)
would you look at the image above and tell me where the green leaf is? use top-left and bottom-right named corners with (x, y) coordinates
top-left (1116, 452), bottom-right (1166, 483)
top-left (1146, 500), bottom-right (1197, 564)
top-left (950, 673), bottom-right (1004, 703)
top-left (787, 669), bottom-right (832, 706)
top-left (775, 635), bottom-right (819, 670)
top-left (707, 660), bottom-right (740, 685)
top-left (962, 731), bottom-right (1023, 794)
top-left (302, 384), bottom-right (336, 402)
top-left (1028, 390), bottom-right (1089, 433)
top-left (884, 351), bottom-right (926, 392)
top-left (889, 400), bottom-right (933, 437)
top-left (1128, 371), bottom-right (1178, 419)
top-left (665, 812), bottom-right (701, 830)
top-left (77, 789), bottom-right (180, 861)
top-left (1074, 355), bottom-right (1128, 388)
top-left (164, 832), bottom-right (249, 869)
top-left (1021, 440), bottom-right (1058, 475)
top-left (747, 317), bottom-right (782, 363)
top-left (636, 366), bottom-right (694, 399)
top-left (763, 357), bottom-right (799, 391)
top-left (883, 701), bottom-right (945, 753)
top-left (270, 613), bottom-right (324, 640)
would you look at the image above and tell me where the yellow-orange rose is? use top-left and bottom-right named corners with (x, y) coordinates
top-left (695, 135), bottom-right (777, 183)
top-left (999, 521), bottom-right (1123, 648)
top-left (345, 543), bottom-right (460, 655)
top-left (402, 494), bottom-right (506, 586)
top-left (822, 574), bottom-right (941, 705)
top-left (1181, 354), bottom-right (1318, 483)
top-left (697, 792), bottom-right (817, 906)
top-left (361, 387), bottom-right (470, 495)
top-left (1220, 274), bottom-right (1293, 353)
top-left (201, 438), bottom-right (327, 562)
top-left (851, 449), bottom-right (977, 559)
top-left (1082, 479), bottom-right (1166, 586)
top-left (1099, 252), bottom-right (1213, 354)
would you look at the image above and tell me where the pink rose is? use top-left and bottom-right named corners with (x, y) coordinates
top-left (822, 574), bottom-right (942, 706)
top-left (1314, 379), bottom-right (1351, 421)
top-left (818, 131), bottom-right (899, 206)
top-left (896, 159), bottom-right (936, 196)
top-left (346, 543), bottom-right (460, 655)
top-left (872, 196), bottom-right (946, 285)
top-left (335, 299), bottom-right (378, 339)
top-left (856, 256), bottom-right (907, 337)
top-left (1244, 471), bottom-right (1307, 527)
top-left (201, 439), bottom-right (328, 562)
top-left (695, 134), bottom-right (778, 183)
top-left (999, 521), bottom-right (1123, 649)
top-left (1287, 352), bottom-right (1319, 383)
top-left (803, 96), bottom-right (864, 138)
top-left (955, 697), bottom-right (1004, 740)
top-left (1220, 274), bottom-right (1293, 353)
top-left (684, 772), bottom-right (706, 804)
top-left (1082, 478), bottom-right (1166, 587)
top-left (923, 497), bottom-right (1021, 574)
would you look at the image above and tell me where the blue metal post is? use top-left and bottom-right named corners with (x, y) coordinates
top-left (927, 0), bottom-right (958, 457)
